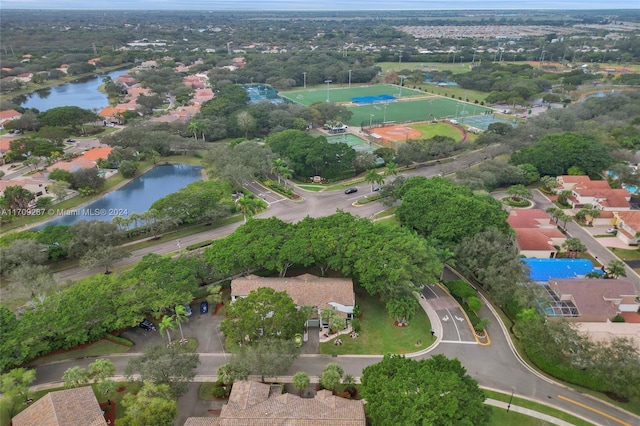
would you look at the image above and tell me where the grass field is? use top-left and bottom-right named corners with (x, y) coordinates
top-left (325, 133), bottom-right (376, 153)
top-left (410, 122), bottom-right (464, 141)
top-left (347, 97), bottom-right (492, 127)
top-left (320, 286), bottom-right (434, 355)
top-left (281, 84), bottom-right (424, 106)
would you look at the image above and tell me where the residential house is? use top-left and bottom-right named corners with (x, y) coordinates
top-left (0, 109), bottom-right (22, 128)
top-left (556, 175), bottom-right (631, 211)
top-left (192, 88), bottom-right (215, 105)
top-left (544, 278), bottom-right (639, 322)
top-left (230, 274), bottom-right (356, 325)
top-left (48, 147), bottom-right (112, 174)
top-left (507, 209), bottom-right (566, 258)
top-left (184, 380), bottom-right (366, 426)
top-left (12, 386), bottom-right (107, 426)
top-left (612, 211), bottom-right (640, 244)
top-left (0, 175), bottom-right (53, 201)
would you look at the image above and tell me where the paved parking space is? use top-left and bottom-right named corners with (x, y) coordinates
top-left (120, 304), bottom-right (225, 353)
top-left (422, 285), bottom-right (477, 344)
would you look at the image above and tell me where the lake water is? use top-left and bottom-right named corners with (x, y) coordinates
top-left (35, 164), bottom-right (202, 229)
top-left (14, 69), bottom-right (128, 112)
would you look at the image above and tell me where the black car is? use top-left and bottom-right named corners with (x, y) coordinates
top-left (139, 319), bottom-right (156, 331)
top-left (373, 186), bottom-right (381, 192)
top-left (66, 138), bottom-right (76, 142)
top-left (344, 187), bottom-right (358, 194)
top-left (200, 301), bottom-right (209, 314)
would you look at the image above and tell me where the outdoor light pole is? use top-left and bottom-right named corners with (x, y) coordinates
top-left (303, 72), bottom-right (307, 89)
top-left (325, 79), bottom-right (332, 102)
top-left (369, 113), bottom-right (374, 128)
top-left (399, 75), bottom-right (406, 97)
top-left (507, 390), bottom-right (514, 413)
top-left (383, 102), bottom-right (388, 123)
top-left (348, 70), bottom-right (352, 88)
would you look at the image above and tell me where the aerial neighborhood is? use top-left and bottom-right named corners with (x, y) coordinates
top-left (1, 6), bottom-right (640, 426)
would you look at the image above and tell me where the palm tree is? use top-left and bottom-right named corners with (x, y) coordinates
top-left (271, 158), bottom-right (286, 184)
top-left (159, 316), bottom-right (175, 346)
top-left (557, 190), bottom-right (573, 207)
top-left (562, 237), bottom-right (587, 259)
top-left (546, 207), bottom-right (562, 223)
top-left (364, 169), bottom-right (385, 193)
top-left (575, 204), bottom-right (600, 225)
top-left (384, 161), bottom-right (399, 178)
top-left (292, 372), bottom-right (310, 396)
top-left (558, 211), bottom-right (573, 230)
top-left (280, 165), bottom-right (293, 188)
top-left (236, 195), bottom-right (259, 223)
top-left (506, 184), bottom-right (532, 202)
top-left (540, 175), bottom-right (558, 193)
top-left (174, 305), bottom-right (189, 345)
top-left (606, 259), bottom-right (627, 279)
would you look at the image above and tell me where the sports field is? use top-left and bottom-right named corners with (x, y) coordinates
top-left (281, 84), bottom-right (424, 106)
top-left (346, 98), bottom-right (492, 127)
top-left (325, 133), bottom-right (376, 153)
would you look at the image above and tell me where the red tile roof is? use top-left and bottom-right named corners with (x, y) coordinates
top-left (514, 228), bottom-right (556, 251)
top-left (507, 209), bottom-right (555, 228)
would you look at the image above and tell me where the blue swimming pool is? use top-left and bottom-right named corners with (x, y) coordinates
top-left (523, 258), bottom-right (603, 282)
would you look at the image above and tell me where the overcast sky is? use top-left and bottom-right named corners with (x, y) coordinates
top-left (2, 1), bottom-right (638, 10)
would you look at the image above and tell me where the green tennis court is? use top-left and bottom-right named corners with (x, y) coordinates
top-left (346, 98), bottom-right (493, 127)
top-left (325, 133), bottom-right (376, 153)
top-left (282, 84), bottom-right (424, 106)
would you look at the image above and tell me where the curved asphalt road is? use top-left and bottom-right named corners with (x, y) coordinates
top-left (30, 148), bottom-right (639, 426)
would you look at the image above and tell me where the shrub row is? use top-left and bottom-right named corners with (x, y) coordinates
top-left (105, 333), bottom-right (134, 347)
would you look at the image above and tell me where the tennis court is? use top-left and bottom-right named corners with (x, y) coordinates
top-left (346, 98), bottom-right (492, 127)
top-left (281, 84), bottom-right (424, 106)
top-left (325, 133), bottom-right (377, 153)
top-left (458, 115), bottom-right (517, 131)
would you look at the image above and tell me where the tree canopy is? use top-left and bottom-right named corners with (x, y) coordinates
top-left (361, 354), bottom-right (490, 426)
top-left (396, 177), bottom-right (509, 246)
top-left (509, 133), bottom-right (613, 178)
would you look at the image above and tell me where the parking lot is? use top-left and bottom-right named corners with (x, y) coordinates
top-left (121, 302), bottom-right (226, 353)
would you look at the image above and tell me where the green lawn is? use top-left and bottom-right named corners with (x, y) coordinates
top-left (320, 287), bottom-right (434, 355)
top-left (281, 84), bottom-right (424, 106)
top-left (410, 122), bottom-right (464, 141)
top-left (488, 406), bottom-right (556, 426)
top-left (346, 98), bottom-right (491, 127)
top-left (484, 390), bottom-right (594, 426)
top-left (26, 339), bottom-right (132, 367)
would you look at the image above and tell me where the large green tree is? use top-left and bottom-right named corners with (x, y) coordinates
top-left (39, 106), bottom-right (99, 133)
top-left (396, 177), bottom-right (509, 246)
top-left (220, 287), bottom-right (307, 346)
top-left (121, 382), bottom-right (177, 426)
top-left (361, 354), bottom-right (490, 426)
top-left (0, 368), bottom-right (36, 418)
top-left (510, 133), bottom-right (613, 178)
top-left (125, 344), bottom-right (200, 398)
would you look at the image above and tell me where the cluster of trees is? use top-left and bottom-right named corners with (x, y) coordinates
top-left (0, 251), bottom-right (212, 371)
top-left (361, 354), bottom-right (490, 425)
top-left (394, 135), bottom-right (464, 166)
top-left (456, 159), bottom-right (539, 191)
top-left (204, 213), bottom-right (442, 315)
top-left (395, 177), bottom-right (510, 246)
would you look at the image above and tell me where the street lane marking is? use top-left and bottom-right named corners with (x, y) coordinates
top-left (445, 308), bottom-right (462, 341)
top-left (557, 394), bottom-right (631, 426)
top-left (440, 340), bottom-right (478, 345)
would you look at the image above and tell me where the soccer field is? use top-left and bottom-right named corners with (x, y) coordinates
top-left (281, 84), bottom-right (424, 106)
top-left (346, 98), bottom-right (492, 127)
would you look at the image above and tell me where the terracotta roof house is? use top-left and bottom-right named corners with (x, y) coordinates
top-left (556, 175), bottom-right (631, 211)
top-left (507, 209), bottom-right (566, 258)
top-left (612, 211), bottom-right (640, 244)
top-left (0, 176), bottom-right (53, 200)
top-left (0, 109), bottom-right (22, 122)
top-left (12, 387), bottom-right (107, 426)
top-left (231, 274), bottom-right (356, 320)
top-left (193, 88), bottom-right (215, 105)
top-left (545, 278), bottom-right (639, 322)
top-left (48, 147), bottom-right (112, 174)
top-left (184, 380), bottom-right (366, 426)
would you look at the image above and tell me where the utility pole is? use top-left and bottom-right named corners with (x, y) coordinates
top-left (324, 79), bottom-right (332, 102)
top-left (302, 72), bottom-right (306, 89)
top-left (227, 42), bottom-right (232, 55)
top-left (348, 70), bottom-right (352, 88)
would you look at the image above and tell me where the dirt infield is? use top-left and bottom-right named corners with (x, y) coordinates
top-left (373, 125), bottom-right (422, 142)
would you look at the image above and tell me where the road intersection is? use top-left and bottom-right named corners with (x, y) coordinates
top-left (30, 149), bottom-right (640, 425)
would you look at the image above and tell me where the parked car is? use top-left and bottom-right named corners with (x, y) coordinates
top-left (606, 228), bottom-right (617, 234)
top-left (373, 186), bottom-right (381, 192)
top-left (184, 304), bottom-right (192, 317)
top-left (66, 138), bottom-right (76, 142)
top-left (139, 319), bottom-right (156, 331)
top-left (344, 187), bottom-right (358, 194)
top-left (200, 301), bottom-right (209, 314)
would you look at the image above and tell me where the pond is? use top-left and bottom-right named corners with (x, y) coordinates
top-left (35, 164), bottom-right (202, 229)
top-left (13, 68), bottom-right (128, 112)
